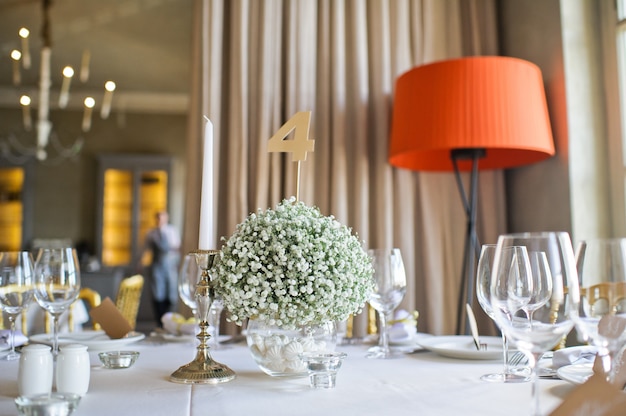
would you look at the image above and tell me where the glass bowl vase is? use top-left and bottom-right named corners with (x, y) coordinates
top-left (246, 319), bottom-right (337, 377)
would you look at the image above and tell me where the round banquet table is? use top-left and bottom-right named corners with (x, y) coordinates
top-left (0, 335), bottom-right (576, 416)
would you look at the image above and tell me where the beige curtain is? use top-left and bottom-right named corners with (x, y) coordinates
top-left (183, 0), bottom-right (505, 336)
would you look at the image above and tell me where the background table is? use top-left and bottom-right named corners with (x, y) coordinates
top-left (0, 337), bottom-right (574, 416)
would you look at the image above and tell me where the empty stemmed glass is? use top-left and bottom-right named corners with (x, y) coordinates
top-left (33, 247), bottom-right (81, 356)
top-left (574, 238), bottom-right (626, 383)
top-left (179, 253), bottom-right (201, 317)
top-left (179, 252), bottom-right (223, 348)
top-left (476, 244), bottom-right (529, 383)
top-left (525, 251), bottom-right (553, 325)
top-left (366, 248), bottom-right (407, 359)
top-left (491, 232), bottom-right (579, 416)
top-left (0, 251), bottom-right (35, 360)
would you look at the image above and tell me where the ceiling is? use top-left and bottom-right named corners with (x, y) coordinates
top-left (0, 0), bottom-right (193, 114)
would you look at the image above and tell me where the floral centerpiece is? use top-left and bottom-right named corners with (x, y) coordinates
top-left (214, 197), bottom-right (373, 376)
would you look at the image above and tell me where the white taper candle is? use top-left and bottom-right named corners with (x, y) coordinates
top-left (11, 50), bottom-right (21, 85)
top-left (20, 95), bottom-right (32, 131)
top-left (100, 81), bottom-right (116, 119)
top-left (18, 28), bottom-right (30, 69)
top-left (58, 66), bottom-right (74, 108)
top-left (198, 116), bottom-right (214, 250)
top-left (82, 97), bottom-right (95, 132)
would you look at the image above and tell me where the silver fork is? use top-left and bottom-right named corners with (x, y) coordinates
top-left (508, 351), bottom-right (528, 367)
top-left (508, 351), bottom-right (563, 379)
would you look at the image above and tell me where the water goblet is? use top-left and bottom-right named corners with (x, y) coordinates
top-left (0, 251), bottom-right (35, 360)
top-left (491, 232), bottom-right (579, 416)
top-left (525, 251), bottom-right (553, 325)
top-left (33, 248), bottom-right (81, 356)
top-left (366, 248), bottom-right (407, 359)
top-left (574, 238), bottom-right (626, 383)
top-left (475, 244), bottom-right (529, 383)
top-left (179, 252), bottom-right (223, 348)
top-left (179, 253), bottom-right (201, 316)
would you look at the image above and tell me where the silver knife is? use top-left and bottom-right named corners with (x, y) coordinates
top-left (466, 303), bottom-right (486, 351)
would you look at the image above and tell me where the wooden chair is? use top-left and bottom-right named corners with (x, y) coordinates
top-left (115, 274), bottom-right (144, 330)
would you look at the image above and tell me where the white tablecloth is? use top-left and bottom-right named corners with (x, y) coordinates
top-left (0, 337), bottom-right (575, 416)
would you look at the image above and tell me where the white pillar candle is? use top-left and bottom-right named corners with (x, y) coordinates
top-left (58, 66), bottom-right (74, 108)
top-left (198, 116), bottom-right (214, 250)
top-left (82, 97), bottom-right (95, 132)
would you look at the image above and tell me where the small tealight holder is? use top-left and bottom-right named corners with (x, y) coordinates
top-left (98, 351), bottom-right (140, 369)
top-left (14, 392), bottom-right (81, 416)
top-left (299, 351), bottom-right (347, 389)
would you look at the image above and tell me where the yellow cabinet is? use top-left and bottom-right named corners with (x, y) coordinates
top-left (96, 155), bottom-right (172, 268)
top-left (0, 162), bottom-right (34, 251)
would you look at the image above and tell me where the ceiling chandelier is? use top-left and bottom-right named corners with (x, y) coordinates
top-left (0, 0), bottom-right (116, 165)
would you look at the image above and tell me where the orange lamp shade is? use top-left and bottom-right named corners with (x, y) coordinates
top-left (388, 56), bottom-right (555, 172)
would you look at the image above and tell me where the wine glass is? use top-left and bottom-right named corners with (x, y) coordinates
top-left (475, 244), bottom-right (529, 383)
top-left (490, 232), bottom-right (579, 416)
top-left (179, 253), bottom-right (201, 316)
top-left (525, 251), bottom-right (553, 325)
top-left (0, 251), bottom-right (35, 360)
top-left (33, 247), bottom-right (81, 356)
top-left (573, 238), bottom-right (626, 383)
top-left (366, 248), bottom-right (407, 359)
top-left (179, 252), bottom-right (223, 348)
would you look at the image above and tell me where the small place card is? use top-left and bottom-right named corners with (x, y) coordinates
top-left (89, 297), bottom-right (132, 339)
top-left (551, 351), bottom-right (626, 415)
top-left (550, 373), bottom-right (626, 415)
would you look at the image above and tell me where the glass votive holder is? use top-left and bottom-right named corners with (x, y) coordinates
top-left (14, 392), bottom-right (81, 416)
top-left (98, 351), bottom-right (140, 369)
top-left (299, 351), bottom-right (347, 389)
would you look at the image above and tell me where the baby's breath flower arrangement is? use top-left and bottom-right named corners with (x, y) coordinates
top-left (215, 197), bottom-right (374, 329)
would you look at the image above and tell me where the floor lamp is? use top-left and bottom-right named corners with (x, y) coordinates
top-left (388, 56), bottom-right (555, 335)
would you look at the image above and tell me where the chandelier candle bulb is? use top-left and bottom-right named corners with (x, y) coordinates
top-left (58, 66), bottom-right (74, 109)
top-left (198, 116), bottom-right (214, 250)
top-left (10, 50), bottom-right (21, 85)
top-left (80, 49), bottom-right (90, 82)
top-left (18, 27), bottom-right (30, 69)
top-left (20, 95), bottom-right (32, 131)
top-left (39, 47), bottom-right (51, 124)
top-left (100, 81), bottom-right (116, 119)
top-left (82, 97), bottom-right (95, 132)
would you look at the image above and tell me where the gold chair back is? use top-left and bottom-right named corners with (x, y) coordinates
top-left (44, 287), bottom-right (103, 333)
top-left (72, 287), bottom-right (102, 331)
top-left (115, 274), bottom-right (144, 330)
top-left (582, 282), bottom-right (626, 315)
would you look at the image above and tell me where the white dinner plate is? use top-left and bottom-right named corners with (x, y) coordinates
top-left (556, 363), bottom-right (594, 385)
top-left (30, 330), bottom-right (145, 351)
top-left (160, 333), bottom-right (196, 343)
top-left (417, 335), bottom-right (503, 360)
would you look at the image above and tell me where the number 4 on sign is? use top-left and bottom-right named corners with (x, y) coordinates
top-left (268, 111), bottom-right (315, 201)
top-left (268, 111), bottom-right (315, 161)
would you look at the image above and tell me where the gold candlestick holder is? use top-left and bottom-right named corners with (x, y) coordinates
top-left (169, 249), bottom-right (236, 384)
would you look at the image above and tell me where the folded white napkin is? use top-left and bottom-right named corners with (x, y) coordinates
top-left (161, 312), bottom-right (198, 336)
top-left (388, 309), bottom-right (418, 343)
top-left (0, 329), bottom-right (28, 348)
top-left (552, 345), bottom-right (597, 368)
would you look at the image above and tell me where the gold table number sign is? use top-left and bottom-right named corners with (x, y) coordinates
top-left (268, 111), bottom-right (315, 201)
